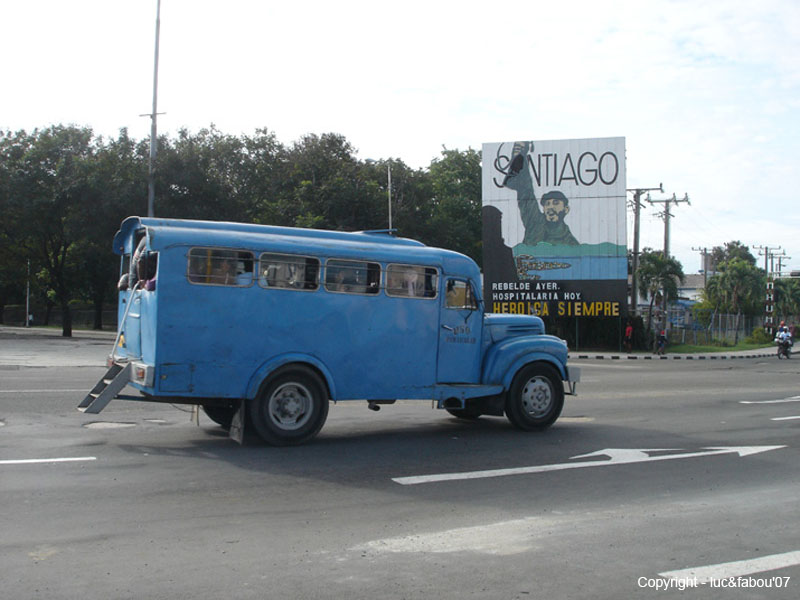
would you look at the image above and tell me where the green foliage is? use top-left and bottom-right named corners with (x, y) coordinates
top-left (745, 328), bottom-right (773, 345)
top-left (710, 241), bottom-right (757, 268)
top-left (636, 249), bottom-right (685, 329)
top-left (702, 255), bottom-right (765, 316)
top-left (0, 124), bottom-right (484, 334)
top-left (774, 278), bottom-right (800, 323)
top-left (426, 147), bottom-right (482, 264)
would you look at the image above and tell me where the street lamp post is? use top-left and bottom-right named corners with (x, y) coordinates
top-left (146, 0), bottom-right (162, 218)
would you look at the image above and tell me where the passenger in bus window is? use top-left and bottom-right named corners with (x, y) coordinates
top-left (210, 257), bottom-right (235, 285)
top-left (402, 268), bottom-right (420, 296)
top-left (236, 257), bottom-right (253, 286)
top-left (331, 267), bottom-right (349, 292)
top-left (262, 259), bottom-right (291, 288)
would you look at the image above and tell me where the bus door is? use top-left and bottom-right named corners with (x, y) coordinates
top-left (437, 278), bottom-right (482, 383)
top-left (118, 237), bottom-right (155, 360)
top-left (122, 289), bottom-right (143, 359)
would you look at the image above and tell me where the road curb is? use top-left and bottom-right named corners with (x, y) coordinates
top-left (570, 351), bottom-right (776, 361)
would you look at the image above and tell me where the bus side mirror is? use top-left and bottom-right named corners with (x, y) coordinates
top-left (118, 273), bottom-right (130, 291)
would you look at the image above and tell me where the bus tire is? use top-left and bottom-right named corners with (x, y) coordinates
top-left (249, 366), bottom-right (329, 446)
top-left (505, 363), bottom-right (563, 431)
top-left (446, 402), bottom-right (482, 420)
top-left (202, 404), bottom-right (236, 429)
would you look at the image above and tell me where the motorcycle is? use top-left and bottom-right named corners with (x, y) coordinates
top-left (775, 334), bottom-right (793, 359)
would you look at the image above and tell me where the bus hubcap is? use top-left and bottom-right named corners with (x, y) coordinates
top-left (520, 376), bottom-right (552, 417)
top-left (269, 382), bottom-right (312, 430)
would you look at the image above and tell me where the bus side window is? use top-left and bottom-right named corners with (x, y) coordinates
top-left (386, 264), bottom-right (438, 299)
top-left (445, 279), bottom-right (477, 310)
top-left (325, 259), bottom-right (380, 295)
top-left (188, 248), bottom-right (254, 287)
top-left (259, 253), bottom-right (320, 291)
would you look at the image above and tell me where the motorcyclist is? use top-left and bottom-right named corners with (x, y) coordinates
top-left (775, 321), bottom-right (793, 358)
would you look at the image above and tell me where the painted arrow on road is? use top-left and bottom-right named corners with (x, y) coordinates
top-left (392, 446), bottom-right (787, 485)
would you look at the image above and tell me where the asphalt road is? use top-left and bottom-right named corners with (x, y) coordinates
top-left (1, 328), bottom-right (799, 599)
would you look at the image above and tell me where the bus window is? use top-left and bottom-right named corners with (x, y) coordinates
top-left (325, 259), bottom-right (380, 295)
top-left (188, 248), bottom-right (254, 286)
top-left (259, 253), bottom-right (320, 291)
top-left (445, 279), bottom-right (478, 310)
top-left (386, 264), bottom-right (438, 298)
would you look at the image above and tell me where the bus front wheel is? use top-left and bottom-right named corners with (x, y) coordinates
top-left (249, 367), bottom-right (329, 446)
top-left (505, 363), bottom-right (563, 431)
top-left (202, 404), bottom-right (236, 429)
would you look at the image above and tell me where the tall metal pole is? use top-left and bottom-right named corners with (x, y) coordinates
top-left (387, 162), bottom-right (392, 230)
top-left (25, 259), bottom-right (30, 327)
top-left (147, 0), bottom-right (162, 217)
top-left (631, 190), bottom-right (643, 312)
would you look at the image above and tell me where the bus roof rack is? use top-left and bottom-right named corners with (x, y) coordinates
top-left (359, 229), bottom-right (398, 236)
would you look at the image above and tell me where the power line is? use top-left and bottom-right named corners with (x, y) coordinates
top-left (627, 183), bottom-right (663, 314)
top-left (647, 193), bottom-right (690, 259)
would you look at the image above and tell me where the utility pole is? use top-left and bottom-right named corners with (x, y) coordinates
top-left (648, 193), bottom-right (690, 258)
top-left (755, 245), bottom-right (782, 335)
top-left (754, 245), bottom-right (781, 276)
top-left (770, 249), bottom-right (786, 277)
top-left (776, 254), bottom-right (791, 277)
top-left (626, 183), bottom-right (663, 314)
top-left (692, 246), bottom-right (711, 288)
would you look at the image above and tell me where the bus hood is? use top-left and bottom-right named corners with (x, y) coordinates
top-left (484, 313), bottom-right (546, 343)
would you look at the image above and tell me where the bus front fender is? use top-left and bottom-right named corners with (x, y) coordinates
top-left (246, 354), bottom-right (337, 401)
top-left (482, 337), bottom-right (568, 389)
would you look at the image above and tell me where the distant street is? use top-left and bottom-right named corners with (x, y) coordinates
top-left (1, 328), bottom-right (799, 599)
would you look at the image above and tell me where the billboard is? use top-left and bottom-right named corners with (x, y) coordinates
top-left (482, 137), bottom-right (627, 318)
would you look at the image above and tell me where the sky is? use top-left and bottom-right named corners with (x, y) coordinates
top-left (2, 0), bottom-right (799, 275)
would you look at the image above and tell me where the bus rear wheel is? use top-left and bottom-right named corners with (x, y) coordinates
top-left (249, 367), bottom-right (329, 446)
top-left (505, 363), bottom-right (563, 431)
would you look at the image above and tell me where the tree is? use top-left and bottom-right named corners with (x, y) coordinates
top-left (72, 129), bottom-right (146, 329)
top-left (280, 133), bottom-right (383, 230)
top-left (709, 241), bottom-right (756, 271)
top-left (359, 158), bottom-right (432, 241)
top-left (425, 147), bottom-right (482, 264)
top-left (636, 249), bottom-right (685, 331)
top-left (773, 278), bottom-right (800, 326)
top-left (703, 256), bottom-right (765, 343)
top-left (156, 126), bottom-right (254, 222)
top-left (4, 126), bottom-right (100, 336)
top-left (0, 129), bottom-right (29, 323)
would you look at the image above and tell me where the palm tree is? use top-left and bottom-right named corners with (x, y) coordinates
top-left (775, 277), bottom-right (800, 326)
top-left (715, 258), bottom-right (764, 343)
top-left (636, 250), bottom-right (685, 332)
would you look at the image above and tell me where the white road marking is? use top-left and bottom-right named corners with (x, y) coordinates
top-left (392, 446), bottom-right (786, 485)
top-left (660, 550), bottom-right (800, 583)
top-left (354, 517), bottom-right (540, 556)
top-left (740, 396), bottom-right (800, 404)
top-left (0, 456), bottom-right (97, 466)
top-left (771, 415), bottom-right (800, 421)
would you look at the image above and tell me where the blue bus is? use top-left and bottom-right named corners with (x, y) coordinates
top-left (80, 217), bottom-right (580, 445)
